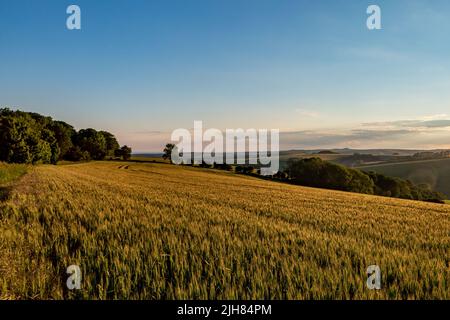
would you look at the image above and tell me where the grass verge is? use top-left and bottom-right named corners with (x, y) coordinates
top-left (0, 163), bottom-right (28, 201)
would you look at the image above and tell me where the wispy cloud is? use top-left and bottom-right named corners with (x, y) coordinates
top-left (363, 118), bottom-right (450, 129)
top-left (132, 130), bottom-right (165, 135)
top-left (414, 120), bottom-right (450, 128)
top-left (280, 129), bottom-right (415, 148)
top-left (280, 116), bottom-right (450, 150)
top-left (294, 108), bottom-right (320, 118)
top-left (422, 114), bottom-right (448, 121)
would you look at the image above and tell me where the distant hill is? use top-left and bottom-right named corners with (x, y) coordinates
top-left (284, 148), bottom-right (429, 156)
top-left (280, 149), bottom-right (450, 168)
top-left (133, 153), bottom-right (164, 157)
top-left (279, 151), bottom-right (347, 169)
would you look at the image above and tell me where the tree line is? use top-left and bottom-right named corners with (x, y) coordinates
top-left (281, 158), bottom-right (446, 203)
top-left (0, 108), bottom-right (131, 164)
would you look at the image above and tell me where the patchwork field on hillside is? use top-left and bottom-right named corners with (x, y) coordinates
top-left (0, 162), bottom-right (448, 299)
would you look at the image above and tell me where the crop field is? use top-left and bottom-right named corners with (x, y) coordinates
top-left (0, 162), bottom-right (449, 299)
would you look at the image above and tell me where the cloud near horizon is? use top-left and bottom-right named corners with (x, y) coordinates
top-left (118, 117), bottom-right (450, 153)
top-left (363, 119), bottom-right (450, 129)
top-left (280, 129), bottom-right (418, 150)
top-left (280, 117), bottom-right (450, 150)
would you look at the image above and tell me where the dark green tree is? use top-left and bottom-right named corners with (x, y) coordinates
top-left (50, 121), bottom-right (76, 160)
top-left (286, 158), bottom-right (374, 194)
top-left (115, 145), bottom-right (132, 160)
top-left (73, 129), bottom-right (107, 160)
top-left (163, 143), bottom-right (176, 163)
top-left (0, 109), bottom-right (54, 164)
top-left (0, 108), bottom-right (126, 165)
top-left (65, 146), bottom-right (90, 161)
top-left (100, 131), bottom-right (120, 158)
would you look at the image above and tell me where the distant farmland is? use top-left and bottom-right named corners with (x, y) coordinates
top-left (358, 158), bottom-right (450, 198)
top-left (0, 162), bottom-right (449, 299)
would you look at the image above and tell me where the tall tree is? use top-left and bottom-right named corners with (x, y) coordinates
top-left (100, 131), bottom-right (120, 157)
top-left (115, 145), bottom-right (132, 160)
top-left (50, 121), bottom-right (75, 160)
top-left (73, 129), bottom-right (107, 160)
top-left (163, 143), bottom-right (176, 163)
top-left (0, 109), bottom-right (54, 164)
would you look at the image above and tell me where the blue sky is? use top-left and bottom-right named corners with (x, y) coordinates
top-left (1, 0), bottom-right (450, 151)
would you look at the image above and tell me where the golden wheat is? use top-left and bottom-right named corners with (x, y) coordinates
top-left (0, 162), bottom-right (449, 299)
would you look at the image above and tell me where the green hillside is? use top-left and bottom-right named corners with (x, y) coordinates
top-left (358, 158), bottom-right (450, 198)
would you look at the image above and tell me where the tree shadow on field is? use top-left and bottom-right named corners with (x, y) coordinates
top-left (0, 186), bottom-right (12, 202)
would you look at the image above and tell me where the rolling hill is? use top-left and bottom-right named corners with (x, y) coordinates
top-left (0, 162), bottom-right (449, 299)
top-left (358, 158), bottom-right (450, 198)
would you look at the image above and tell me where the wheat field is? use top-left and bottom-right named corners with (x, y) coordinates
top-left (0, 162), bottom-right (449, 299)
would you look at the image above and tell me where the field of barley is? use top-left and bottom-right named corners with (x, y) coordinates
top-left (0, 161), bottom-right (449, 299)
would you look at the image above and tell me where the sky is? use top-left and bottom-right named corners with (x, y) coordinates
top-left (1, 0), bottom-right (450, 152)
